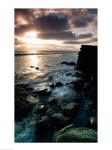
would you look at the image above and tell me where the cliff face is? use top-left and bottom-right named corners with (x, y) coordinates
top-left (77, 45), bottom-right (97, 79)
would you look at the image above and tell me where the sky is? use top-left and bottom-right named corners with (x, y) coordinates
top-left (15, 9), bottom-right (97, 53)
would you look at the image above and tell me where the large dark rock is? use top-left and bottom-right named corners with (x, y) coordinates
top-left (56, 82), bottom-right (63, 87)
top-left (51, 113), bottom-right (71, 128)
top-left (34, 87), bottom-right (51, 96)
top-left (53, 124), bottom-right (97, 142)
top-left (35, 116), bottom-right (51, 134)
top-left (77, 45), bottom-right (97, 79)
top-left (15, 84), bottom-right (33, 120)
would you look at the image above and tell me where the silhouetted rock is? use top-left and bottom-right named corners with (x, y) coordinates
top-left (61, 61), bottom-right (76, 66)
top-left (31, 65), bottom-right (35, 68)
top-left (66, 72), bottom-right (72, 76)
top-left (35, 67), bottom-right (39, 70)
top-left (35, 116), bottom-right (51, 134)
top-left (77, 45), bottom-right (97, 79)
top-left (49, 83), bottom-right (55, 88)
top-left (72, 79), bottom-right (85, 91)
top-left (15, 84), bottom-right (33, 120)
top-left (51, 113), bottom-right (71, 128)
top-left (34, 87), bottom-right (51, 96)
top-left (90, 116), bottom-right (97, 130)
top-left (53, 124), bottom-right (97, 142)
top-left (56, 82), bottom-right (63, 87)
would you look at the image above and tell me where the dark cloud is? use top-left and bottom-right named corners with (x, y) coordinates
top-left (72, 16), bottom-right (95, 28)
top-left (76, 33), bottom-right (93, 39)
top-left (38, 31), bottom-right (75, 40)
top-left (15, 24), bottom-right (34, 36)
top-left (64, 37), bottom-right (97, 44)
top-left (33, 13), bottom-right (69, 31)
top-left (87, 9), bottom-right (97, 14)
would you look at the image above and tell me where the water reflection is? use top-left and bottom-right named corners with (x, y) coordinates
top-left (30, 55), bottom-right (40, 67)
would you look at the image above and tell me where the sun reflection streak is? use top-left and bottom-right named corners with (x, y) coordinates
top-left (30, 55), bottom-right (39, 67)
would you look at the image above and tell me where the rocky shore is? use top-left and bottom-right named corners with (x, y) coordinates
top-left (15, 45), bottom-right (97, 142)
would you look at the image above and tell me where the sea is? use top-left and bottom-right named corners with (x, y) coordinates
top-left (15, 51), bottom-right (79, 142)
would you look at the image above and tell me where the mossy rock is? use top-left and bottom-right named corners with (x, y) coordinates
top-left (53, 124), bottom-right (97, 142)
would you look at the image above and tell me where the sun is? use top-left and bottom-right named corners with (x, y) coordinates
top-left (24, 31), bottom-right (37, 38)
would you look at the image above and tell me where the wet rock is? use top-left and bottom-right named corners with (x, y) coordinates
top-left (46, 108), bottom-right (56, 116)
top-left (51, 113), bottom-right (71, 128)
top-left (61, 61), bottom-right (76, 66)
top-left (15, 84), bottom-right (33, 120)
top-left (61, 61), bottom-right (68, 65)
top-left (66, 73), bottom-right (72, 76)
top-left (48, 98), bottom-right (57, 106)
top-left (56, 82), bottom-right (63, 87)
top-left (62, 102), bottom-right (79, 117)
top-left (49, 83), bottom-right (55, 88)
top-left (53, 124), bottom-right (97, 142)
top-left (33, 104), bottom-right (47, 115)
top-left (77, 45), bottom-right (97, 79)
top-left (15, 101), bottom-right (32, 120)
top-left (68, 62), bottom-right (76, 66)
top-left (72, 79), bottom-right (85, 90)
top-left (75, 71), bottom-right (83, 78)
top-left (35, 116), bottom-right (54, 142)
top-left (35, 67), bottom-right (39, 70)
top-left (90, 116), bottom-right (97, 130)
top-left (34, 87), bottom-right (51, 96)
top-left (35, 116), bottom-right (52, 134)
top-left (31, 65), bottom-right (35, 68)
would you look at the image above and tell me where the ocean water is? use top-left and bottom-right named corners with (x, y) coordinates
top-left (15, 51), bottom-right (79, 142)
top-left (15, 52), bottom-right (78, 84)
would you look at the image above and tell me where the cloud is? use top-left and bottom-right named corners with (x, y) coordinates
top-left (15, 24), bottom-right (34, 36)
top-left (33, 13), bottom-right (69, 31)
top-left (72, 16), bottom-right (95, 28)
top-left (15, 9), bottom-right (34, 25)
top-left (38, 31), bottom-right (76, 40)
top-left (63, 37), bottom-right (97, 45)
top-left (76, 33), bottom-right (93, 39)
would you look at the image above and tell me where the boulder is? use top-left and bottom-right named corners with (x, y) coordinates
top-left (35, 67), bottom-right (39, 70)
top-left (68, 62), bottom-right (76, 66)
top-left (90, 116), bottom-right (97, 130)
top-left (34, 87), bottom-right (51, 96)
top-left (62, 102), bottom-right (79, 117)
top-left (31, 65), bottom-right (35, 68)
top-left (53, 124), bottom-right (97, 142)
top-left (66, 73), bottom-right (72, 76)
top-left (35, 116), bottom-right (52, 134)
top-left (56, 82), bottom-right (63, 87)
top-left (15, 100), bottom-right (32, 120)
top-left (51, 113), bottom-right (71, 128)
top-left (49, 83), bottom-right (55, 88)
top-left (77, 45), bottom-right (97, 79)
top-left (15, 84), bottom-right (33, 120)
top-left (72, 79), bottom-right (85, 91)
top-left (61, 61), bottom-right (76, 66)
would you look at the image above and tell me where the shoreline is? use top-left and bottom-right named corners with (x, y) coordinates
top-left (15, 45), bottom-right (97, 142)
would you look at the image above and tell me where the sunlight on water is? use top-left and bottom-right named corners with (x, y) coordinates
top-left (30, 55), bottom-right (39, 67)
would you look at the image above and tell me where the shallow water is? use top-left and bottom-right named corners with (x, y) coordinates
top-left (15, 51), bottom-right (79, 142)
